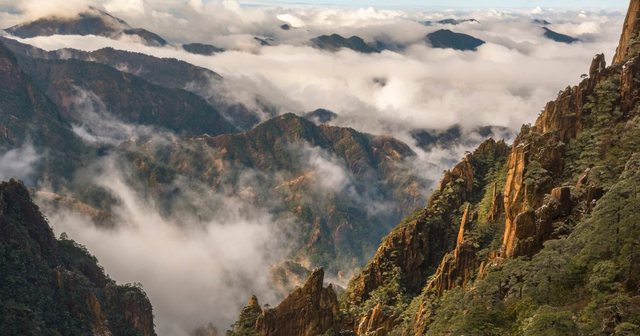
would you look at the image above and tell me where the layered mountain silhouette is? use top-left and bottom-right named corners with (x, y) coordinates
top-left (4, 7), bottom-right (167, 46)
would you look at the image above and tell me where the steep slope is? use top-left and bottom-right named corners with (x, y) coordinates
top-left (0, 179), bottom-right (156, 335)
top-left (0, 40), bottom-right (88, 185)
top-left (231, 1), bottom-right (640, 335)
top-left (16, 56), bottom-right (236, 136)
top-left (4, 7), bottom-right (167, 46)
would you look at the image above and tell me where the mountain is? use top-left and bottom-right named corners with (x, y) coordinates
top-left (15, 56), bottom-right (236, 136)
top-left (0, 30), bottom-right (422, 281)
top-left (0, 40), bottom-right (89, 185)
top-left (0, 179), bottom-right (156, 335)
top-left (411, 125), bottom-right (514, 151)
top-left (4, 7), bottom-right (167, 47)
top-left (533, 18), bottom-right (552, 25)
top-left (304, 108), bottom-right (338, 125)
top-left (543, 27), bottom-right (580, 44)
top-left (310, 34), bottom-right (379, 53)
top-left (122, 113), bottom-right (426, 274)
top-left (233, 1), bottom-right (640, 334)
top-left (426, 29), bottom-right (486, 51)
top-left (0, 36), bottom-right (264, 131)
top-left (422, 18), bottom-right (479, 26)
top-left (182, 43), bottom-right (225, 55)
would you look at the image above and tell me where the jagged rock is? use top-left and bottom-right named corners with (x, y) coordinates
top-left (502, 130), bottom-right (580, 257)
top-left (590, 54), bottom-right (607, 78)
top-left (425, 204), bottom-right (478, 295)
top-left (613, 0), bottom-right (640, 64)
top-left (256, 268), bottom-right (340, 336)
top-left (356, 303), bottom-right (395, 336)
top-left (488, 182), bottom-right (503, 223)
top-left (436, 154), bottom-right (474, 204)
top-left (228, 295), bottom-right (263, 336)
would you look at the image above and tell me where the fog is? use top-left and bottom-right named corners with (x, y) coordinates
top-left (0, 143), bottom-right (39, 183)
top-left (43, 157), bottom-right (289, 335)
top-left (2, 6), bottom-right (623, 142)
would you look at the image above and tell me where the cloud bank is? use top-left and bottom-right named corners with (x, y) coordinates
top-left (43, 158), bottom-right (288, 335)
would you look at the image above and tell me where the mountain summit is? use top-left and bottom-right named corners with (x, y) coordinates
top-left (4, 7), bottom-right (167, 46)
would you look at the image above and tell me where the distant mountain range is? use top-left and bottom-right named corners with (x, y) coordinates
top-left (311, 29), bottom-right (486, 53)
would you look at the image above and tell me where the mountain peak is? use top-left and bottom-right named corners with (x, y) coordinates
top-left (5, 8), bottom-right (166, 47)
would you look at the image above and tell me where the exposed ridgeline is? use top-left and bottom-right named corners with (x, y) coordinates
top-left (0, 180), bottom-right (155, 335)
top-left (231, 0), bottom-right (640, 334)
top-left (227, 269), bottom-right (340, 336)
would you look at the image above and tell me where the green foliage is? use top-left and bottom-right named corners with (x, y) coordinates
top-left (357, 265), bottom-right (411, 317)
top-left (520, 306), bottom-right (578, 336)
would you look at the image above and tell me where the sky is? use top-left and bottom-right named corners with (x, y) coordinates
top-left (241, 0), bottom-right (629, 9)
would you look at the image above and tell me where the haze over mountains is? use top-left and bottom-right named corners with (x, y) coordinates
top-left (0, 1), bottom-right (630, 335)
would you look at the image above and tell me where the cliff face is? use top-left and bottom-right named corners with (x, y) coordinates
top-left (0, 179), bottom-right (156, 335)
top-left (340, 139), bottom-right (508, 334)
top-left (613, 0), bottom-right (640, 65)
top-left (501, 53), bottom-right (610, 258)
top-left (254, 268), bottom-right (340, 336)
top-left (239, 3), bottom-right (640, 335)
top-left (424, 204), bottom-right (479, 295)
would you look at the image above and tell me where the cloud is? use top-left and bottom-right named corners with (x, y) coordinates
top-left (42, 157), bottom-right (288, 336)
top-left (0, 143), bottom-right (40, 183)
top-left (4, 7), bottom-right (622, 140)
top-left (69, 88), bottom-right (154, 145)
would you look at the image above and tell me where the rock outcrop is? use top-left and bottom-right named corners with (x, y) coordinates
top-left (425, 204), bottom-right (479, 295)
top-left (501, 52), bottom-right (613, 258)
top-left (256, 268), bottom-right (340, 336)
top-left (613, 0), bottom-right (640, 65)
top-left (355, 303), bottom-right (396, 336)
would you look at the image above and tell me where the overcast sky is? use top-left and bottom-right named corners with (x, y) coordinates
top-left (241, 0), bottom-right (628, 9)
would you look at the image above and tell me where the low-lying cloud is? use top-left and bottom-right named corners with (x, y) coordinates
top-left (43, 157), bottom-right (288, 336)
top-left (0, 143), bottom-right (40, 183)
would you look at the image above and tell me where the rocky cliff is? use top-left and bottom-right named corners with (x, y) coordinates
top-left (228, 268), bottom-right (340, 336)
top-left (614, 0), bottom-right (640, 64)
top-left (0, 180), bottom-right (156, 335)
top-left (234, 1), bottom-right (640, 334)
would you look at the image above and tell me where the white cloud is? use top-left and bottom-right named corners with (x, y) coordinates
top-left (0, 143), bottom-right (40, 182)
top-left (43, 158), bottom-right (288, 336)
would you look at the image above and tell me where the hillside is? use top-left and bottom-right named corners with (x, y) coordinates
top-left (0, 180), bottom-right (156, 335)
top-left (229, 1), bottom-right (640, 335)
